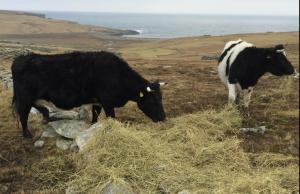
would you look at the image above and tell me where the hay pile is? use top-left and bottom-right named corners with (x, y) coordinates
top-left (65, 107), bottom-right (299, 193)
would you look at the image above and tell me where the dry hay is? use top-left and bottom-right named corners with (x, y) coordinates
top-left (64, 107), bottom-right (299, 193)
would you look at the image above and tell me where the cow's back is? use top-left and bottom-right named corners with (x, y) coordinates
top-left (11, 51), bottom-right (134, 109)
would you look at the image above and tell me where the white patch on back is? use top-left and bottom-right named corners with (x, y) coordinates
top-left (218, 40), bottom-right (254, 85)
top-left (222, 39), bottom-right (242, 52)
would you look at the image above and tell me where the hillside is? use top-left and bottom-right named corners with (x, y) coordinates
top-left (0, 12), bottom-right (299, 193)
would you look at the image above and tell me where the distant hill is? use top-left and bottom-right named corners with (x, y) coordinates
top-left (0, 10), bottom-right (45, 18)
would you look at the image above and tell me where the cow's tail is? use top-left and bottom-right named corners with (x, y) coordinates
top-left (11, 72), bottom-right (21, 128)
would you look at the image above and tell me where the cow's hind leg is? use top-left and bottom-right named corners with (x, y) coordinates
top-left (103, 105), bottom-right (115, 118)
top-left (18, 103), bottom-right (33, 138)
top-left (227, 83), bottom-right (238, 105)
top-left (33, 105), bottom-right (50, 123)
top-left (92, 105), bottom-right (102, 123)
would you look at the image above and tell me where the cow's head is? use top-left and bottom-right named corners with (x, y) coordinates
top-left (137, 81), bottom-right (166, 122)
top-left (266, 45), bottom-right (295, 76)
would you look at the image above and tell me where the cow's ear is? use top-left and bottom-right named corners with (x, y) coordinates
top-left (159, 82), bottom-right (168, 87)
top-left (139, 91), bottom-right (144, 98)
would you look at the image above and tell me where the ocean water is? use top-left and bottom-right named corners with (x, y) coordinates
top-left (43, 12), bottom-right (299, 38)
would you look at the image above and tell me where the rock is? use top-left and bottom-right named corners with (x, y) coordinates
top-left (240, 126), bottom-right (267, 135)
top-left (56, 138), bottom-right (73, 151)
top-left (101, 181), bottom-right (134, 194)
top-left (75, 123), bottom-right (102, 151)
top-left (34, 140), bottom-right (45, 148)
top-left (49, 111), bottom-right (80, 120)
top-left (41, 125), bottom-right (59, 138)
top-left (79, 107), bottom-right (89, 120)
top-left (30, 107), bottom-right (40, 115)
top-left (49, 120), bottom-right (88, 139)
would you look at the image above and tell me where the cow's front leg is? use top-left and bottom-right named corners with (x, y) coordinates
top-left (103, 106), bottom-right (115, 118)
top-left (92, 105), bottom-right (102, 123)
top-left (227, 83), bottom-right (237, 105)
top-left (33, 105), bottom-right (50, 123)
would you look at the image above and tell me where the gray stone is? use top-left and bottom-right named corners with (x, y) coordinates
top-left (41, 125), bottom-right (59, 138)
top-left (30, 107), bottom-right (40, 115)
top-left (34, 140), bottom-right (45, 148)
top-left (79, 107), bottom-right (89, 120)
top-left (75, 123), bottom-right (102, 151)
top-left (56, 138), bottom-right (73, 151)
top-left (100, 181), bottom-right (134, 194)
top-left (240, 126), bottom-right (267, 135)
top-left (49, 120), bottom-right (88, 139)
top-left (50, 111), bottom-right (80, 120)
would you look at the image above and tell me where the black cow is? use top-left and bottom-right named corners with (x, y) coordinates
top-left (12, 51), bottom-right (166, 138)
top-left (218, 40), bottom-right (295, 107)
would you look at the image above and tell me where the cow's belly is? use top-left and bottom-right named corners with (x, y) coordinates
top-left (40, 91), bottom-right (96, 110)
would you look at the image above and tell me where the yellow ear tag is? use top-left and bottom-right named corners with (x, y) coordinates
top-left (139, 92), bottom-right (144, 98)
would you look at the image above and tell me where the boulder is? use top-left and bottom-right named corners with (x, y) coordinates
top-left (78, 107), bottom-right (90, 120)
top-left (75, 122), bottom-right (102, 151)
top-left (49, 111), bottom-right (80, 121)
top-left (48, 120), bottom-right (89, 139)
top-left (34, 140), bottom-right (45, 148)
top-left (56, 138), bottom-right (74, 151)
top-left (41, 125), bottom-right (59, 138)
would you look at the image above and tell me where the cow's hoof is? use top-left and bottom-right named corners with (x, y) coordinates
top-left (23, 131), bottom-right (33, 139)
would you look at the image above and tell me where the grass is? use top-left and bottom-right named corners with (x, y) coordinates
top-left (0, 32), bottom-right (299, 193)
top-left (120, 47), bottom-right (175, 59)
top-left (63, 107), bottom-right (298, 194)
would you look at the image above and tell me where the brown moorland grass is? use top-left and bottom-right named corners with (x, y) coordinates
top-left (0, 31), bottom-right (299, 193)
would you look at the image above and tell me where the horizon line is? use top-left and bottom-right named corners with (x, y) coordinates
top-left (2, 9), bottom-right (299, 17)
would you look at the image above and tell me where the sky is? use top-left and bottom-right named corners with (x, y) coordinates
top-left (0, 0), bottom-right (299, 16)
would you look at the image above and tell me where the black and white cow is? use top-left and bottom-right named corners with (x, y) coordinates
top-left (218, 39), bottom-right (295, 107)
top-left (12, 51), bottom-right (167, 138)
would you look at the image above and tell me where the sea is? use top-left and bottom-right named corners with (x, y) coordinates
top-left (42, 12), bottom-right (299, 39)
